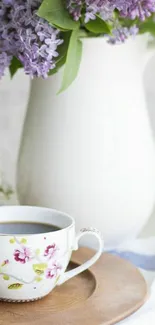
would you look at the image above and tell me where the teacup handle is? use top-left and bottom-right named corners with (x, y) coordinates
top-left (57, 228), bottom-right (103, 285)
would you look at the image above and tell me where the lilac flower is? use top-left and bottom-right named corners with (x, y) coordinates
top-left (0, 0), bottom-right (155, 81)
top-left (85, 7), bottom-right (96, 23)
top-left (130, 24), bottom-right (139, 35)
top-left (67, 0), bottom-right (115, 22)
top-left (107, 24), bottom-right (139, 44)
top-left (67, 0), bottom-right (155, 22)
top-left (0, 0), bottom-right (63, 78)
top-left (121, 0), bottom-right (155, 21)
top-left (67, 0), bottom-right (135, 22)
top-left (67, 0), bottom-right (83, 21)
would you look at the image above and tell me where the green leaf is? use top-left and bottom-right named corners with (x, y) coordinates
top-left (118, 17), bottom-right (138, 29)
top-left (33, 263), bottom-right (47, 271)
top-left (9, 57), bottom-right (22, 78)
top-left (49, 55), bottom-right (66, 75)
top-left (49, 31), bottom-right (71, 75)
top-left (78, 29), bottom-right (89, 38)
top-left (139, 19), bottom-right (155, 36)
top-left (85, 16), bottom-right (111, 34)
top-left (3, 275), bottom-right (10, 281)
top-left (38, 0), bottom-right (79, 30)
top-left (9, 238), bottom-right (15, 244)
top-left (59, 28), bottom-right (82, 93)
top-left (8, 283), bottom-right (23, 290)
top-left (35, 276), bottom-right (43, 282)
top-left (34, 269), bottom-right (44, 275)
top-left (20, 238), bottom-right (27, 244)
top-left (33, 263), bottom-right (47, 275)
top-left (35, 249), bottom-right (41, 256)
top-left (52, 24), bottom-right (70, 31)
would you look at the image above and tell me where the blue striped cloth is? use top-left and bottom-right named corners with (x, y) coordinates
top-left (109, 249), bottom-right (155, 271)
top-left (108, 237), bottom-right (155, 272)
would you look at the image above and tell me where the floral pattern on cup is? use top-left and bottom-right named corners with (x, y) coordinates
top-left (1, 259), bottom-right (9, 266)
top-left (44, 244), bottom-right (58, 260)
top-left (14, 246), bottom-right (33, 264)
top-left (0, 237), bottom-right (62, 290)
top-left (45, 262), bottom-right (62, 279)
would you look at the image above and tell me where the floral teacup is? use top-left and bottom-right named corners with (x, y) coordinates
top-left (0, 205), bottom-right (103, 302)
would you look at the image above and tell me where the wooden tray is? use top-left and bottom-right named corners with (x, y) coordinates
top-left (0, 247), bottom-right (147, 325)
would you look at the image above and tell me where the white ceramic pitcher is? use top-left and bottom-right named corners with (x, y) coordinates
top-left (17, 36), bottom-right (155, 249)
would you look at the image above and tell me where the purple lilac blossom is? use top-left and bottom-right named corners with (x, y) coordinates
top-left (107, 24), bottom-right (139, 44)
top-left (67, 0), bottom-right (155, 22)
top-left (0, 0), bottom-right (63, 78)
top-left (67, 0), bottom-right (115, 22)
top-left (121, 0), bottom-right (155, 20)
